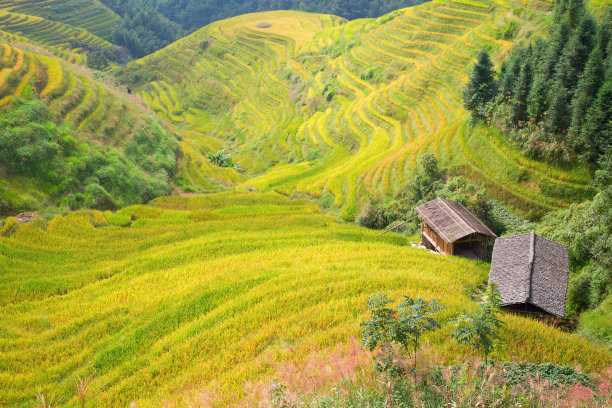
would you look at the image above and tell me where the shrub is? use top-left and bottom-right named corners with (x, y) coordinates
top-left (0, 94), bottom-right (178, 215)
top-left (257, 21), bottom-right (272, 28)
top-left (356, 199), bottom-right (390, 230)
top-left (207, 149), bottom-right (242, 170)
top-left (451, 284), bottom-right (504, 366)
top-left (84, 183), bottom-right (118, 210)
top-left (361, 293), bottom-right (443, 378)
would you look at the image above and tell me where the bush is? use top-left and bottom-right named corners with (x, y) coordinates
top-left (84, 183), bottom-right (118, 210)
top-left (356, 199), bottom-right (390, 230)
top-left (256, 21), bottom-right (272, 28)
top-left (207, 149), bottom-right (242, 170)
top-left (0, 94), bottom-right (178, 215)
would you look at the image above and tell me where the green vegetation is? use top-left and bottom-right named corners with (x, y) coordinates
top-left (463, 48), bottom-right (497, 114)
top-left (480, 0), bottom-right (612, 165)
top-left (123, 1), bottom-right (589, 221)
top-left (0, 92), bottom-right (177, 214)
top-left (207, 149), bottom-right (242, 171)
top-left (0, 191), bottom-right (609, 407)
top-left (101, 0), bottom-right (184, 57)
top-left (451, 284), bottom-right (504, 366)
top-left (266, 360), bottom-right (603, 407)
top-left (0, 41), bottom-right (178, 215)
top-left (459, 0), bottom-right (612, 335)
top-left (361, 293), bottom-right (443, 379)
top-left (152, 0), bottom-right (429, 31)
top-left (0, 1), bottom-right (610, 406)
top-left (255, 293), bottom-right (603, 407)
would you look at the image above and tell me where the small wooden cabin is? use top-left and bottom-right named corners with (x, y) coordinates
top-left (414, 198), bottom-right (497, 260)
top-left (488, 231), bottom-right (569, 317)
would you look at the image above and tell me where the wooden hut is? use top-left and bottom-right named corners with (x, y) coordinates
top-left (414, 198), bottom-right (497, 260)
top-left (488, 231), bottom-right (569, 317)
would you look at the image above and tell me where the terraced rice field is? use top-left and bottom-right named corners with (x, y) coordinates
top-left (0, 41), bottom-right (152, 145)
top-left (0, 8), bottom-right (114, 65)
top-left (0, 191), bottom-right (608, 407)
top-left (129, 0), bottom-right (592, 219)
top-left (0, 0), bottom-right (120, 41)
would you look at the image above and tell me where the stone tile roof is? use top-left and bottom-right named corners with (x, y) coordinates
top-left (489, 231), bottom-right (569, 317)
top-left (415, 198), bottom-right (497, 243)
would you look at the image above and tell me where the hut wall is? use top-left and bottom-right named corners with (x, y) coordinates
top-left (421, 223), bottom-right (453, 256)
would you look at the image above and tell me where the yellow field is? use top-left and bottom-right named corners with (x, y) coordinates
top-left (0, 192), bottom-right (609, 407)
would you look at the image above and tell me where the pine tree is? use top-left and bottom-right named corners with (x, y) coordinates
top-left (552, 0), bottom-right (569, 25)
top-left (527, 73), bottom-right (548, 122)
top-left (498, 45), bottom-right (531, 98)
top-left (545, 77), bottom-right (570, 133)
top-left (555, 14), bottom-right (597, 97)
top-left (569, 46), bottom-right (605, 138)
top-left (510, 60), bottom-right (533, 125)
top-left (463, 48), bottom-right (498, 115)
top-left (579, 81), bottom-right (612, 164)
top-left (567, 0), bottom-right (585, 28)
top-left (598, 10), bottom-right (611, 59)
top-left (542, 16), bottom-right (572, 77)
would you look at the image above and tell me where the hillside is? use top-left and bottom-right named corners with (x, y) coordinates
top-left (0, 191), bottom-right (609, 407)
top-left (0, 9), bottom-right (121, 67)
top-left (0, 40), bottom-right (178, 215)
top-left (122, 0), bottom-right (594, 220)
top-left (0, 0), bottom-right (120, 41)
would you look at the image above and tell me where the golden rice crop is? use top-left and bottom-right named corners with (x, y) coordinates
top-left (0, 191), bottom-right (608, 408)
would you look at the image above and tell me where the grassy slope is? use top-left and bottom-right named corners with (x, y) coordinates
top-left (0, 191), bottom-right (609, 408)
top-left (125, 0), bottom-right (593, 220)
top-left (0, 39), bottom-right (169, 211)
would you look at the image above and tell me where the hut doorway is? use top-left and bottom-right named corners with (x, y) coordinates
top-left (454, 240), bottom-right (487, 260)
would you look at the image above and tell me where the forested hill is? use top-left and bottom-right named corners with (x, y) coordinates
top-left (150, 0), bottom-right (429, 31)
top-left (101, 0), bottom-right (428, 56)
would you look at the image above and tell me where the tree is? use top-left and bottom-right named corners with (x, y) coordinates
top-left (451, 284), bottom-right (504, 366)
top-left (361, 293), bottom-right (444, 379)
top-left (579, 80), bottom-right (612, 163)
top-left (510, 60), bottom-right (533, 125)
top-left (569, 46), bottom-right (605, 139)
top-left (527, 73), bottom-right (548, 122)
top-left (463, 48), bottom-right (498, 115)
top-left (401, 153), bottom-right (443, 204)
top-left (395, 296), bottom-right (444, 380)
top-left (545, 77), bottom-right (570, 134)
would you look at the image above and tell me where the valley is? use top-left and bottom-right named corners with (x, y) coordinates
top-left (0, 0), bottom-right (610, 407)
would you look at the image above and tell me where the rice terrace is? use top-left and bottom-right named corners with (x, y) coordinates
top-left (0, 0), bottom-right (611, 407)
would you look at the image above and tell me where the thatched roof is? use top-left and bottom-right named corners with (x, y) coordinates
top-left (415, 198), bottom-right (497, 243)
top-left (488, 231), bottom-right (569, 317)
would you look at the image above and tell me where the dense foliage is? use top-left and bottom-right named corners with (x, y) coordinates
top-left (0, 93), bottom-right (178, 215)
top-left (358, 150), bottom-right (610, 338)
top-left (152, 0), bottom-right (428, 31)
top-left (99, 0), bottom-right (429, 57)
top-left (101, 0), bottom-right (184, 58)
top-left (458, 0), bottom-right (611, 339)
top-left (466, 1), bottom-right (612, 166)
